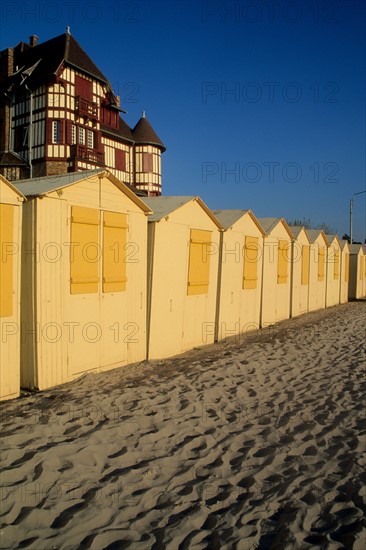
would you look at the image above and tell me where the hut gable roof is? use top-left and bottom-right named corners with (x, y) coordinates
top-left (143, 196), bottom-right (223, 229)
top-left (288, 225), bottom-right (311, 243)
top-left (325, 234), bottom-right (342, 248)
top-left (340, 239), bottom-right (350, 251)
top-left (12, 169), bottom-right (151, 213)
top-left (306, 229), bottom-right (329, 245)
top-left (349, 243), bottom-right (363, 255)
top-left (258, 217), bottom-right (294, 239)
top-left (288, 226), bottom-right (302, 238)
top-left (214, 209), bottom-right (265, 235)
top-left (0, 174), bottom-right (26, 199)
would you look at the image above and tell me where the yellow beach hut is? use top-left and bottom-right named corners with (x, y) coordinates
top-left (257, 218), bottom-right (294, 327)
top-left (325, 234), bottom-right (342, 308)
top-left (13, 169), bottom-right (151, 391)
top-left (288, 226), bottom-right (310, 318)
top-left (339, 240), bottom-right (350, 304)
top-left (143, 196), bottom-right (223, 359)
top-left (0, 175), bottom-right (25, 400)
top-left (306, 230), bottom-right (329, 312)
top-left (213, 210), bottom-right (265, 341)
top-left (348, 244), bottom-right (365, 299)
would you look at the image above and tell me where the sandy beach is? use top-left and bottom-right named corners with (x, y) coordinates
top-left (1, 301), bottom-right (365, 549)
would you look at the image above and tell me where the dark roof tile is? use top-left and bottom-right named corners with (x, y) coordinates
top-left (6, 33), bottom-right (109, 89)
top-left (132, 115), bottom-right (166, 151)
top-left (0, 151), bottom-right (28, 166)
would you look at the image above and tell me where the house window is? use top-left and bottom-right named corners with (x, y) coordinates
top-left (87, 130), bottom-right (94, 149)
top-left (79, 126), bottom-right (85, 145)
top-left (52, 120), bottom-right (61, 144)
top-left (22, 127), bottom-right (29, 147)
top-left (71, 124), bottom-right (76, 145)
top-left (115, 149), bottom-right (126, 171)
top-left (75, 74), bottom-right (93, 101)
top-left (4, 167), bottom-right (20, 181)
top-left (243, 236), bottom-right (259, 289)
top-left (187, 229), bottom-right (212, 295)
top-left (142, 152), bottom-right (153, 173)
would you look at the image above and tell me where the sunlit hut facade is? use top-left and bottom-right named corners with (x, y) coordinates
top-left (306, 230), bottom-right (329, 312)
top-left (213, 210), bottom-right (265, 341)
top-left (0, 175), bottom-right (25, 400)
top-left (288, 226), bottom-right (311, 318)
top-left (325, 234), bottom-right (342, 308)
top-left (14, 169), bottom-right (151, 391)
top-left (144, 196), bottom-right (223, 359)
top-left (348, 244), bottom-right (365, 300)
top-left (257, 218), bottom-right (294, 327)
top-left (339, 239), bottom-right (350, 304)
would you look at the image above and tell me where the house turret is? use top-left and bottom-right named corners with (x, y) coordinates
top-left (132, 112), bottom-right (166, 196)
top-left (0, 32), bottom-right (165, 195)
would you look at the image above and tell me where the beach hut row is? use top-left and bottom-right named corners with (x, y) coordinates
top-left (1, 170), bottom-right (365, 400)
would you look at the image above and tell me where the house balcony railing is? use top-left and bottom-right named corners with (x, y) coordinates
top-left (70, 144), bottom-right (105, 165)
top-left (75, 96), bottom-right (98, 118)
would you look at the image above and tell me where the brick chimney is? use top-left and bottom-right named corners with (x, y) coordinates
top-left (0, 48), bottom-right (14, 80)
top-left (29, 35), bottom-right (39, 47)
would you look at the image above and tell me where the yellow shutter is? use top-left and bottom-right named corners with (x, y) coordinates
top-left (277, 240), bottom-right (289, 284)
top-left (301, 245), bottom-right (310, 285)
top-left (187, 229), bottom-right (212, 295)
top-left (243, 236), bottom-right (259, 289)
top-left (318, 246), bottom-right (325, 281)
top-left (334, 250), bottom-right (340, 279)
top-left (70, 206), bottom-right (99, 294)
top-left (345, 254), bottom-right (349, 282)
top-left (0, 204), bottom-right (14, 317)
top-left (103, 211), bottom-right (128, 293)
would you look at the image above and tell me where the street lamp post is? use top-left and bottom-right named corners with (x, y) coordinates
top-left (349, 190), bottom-right (366, 244)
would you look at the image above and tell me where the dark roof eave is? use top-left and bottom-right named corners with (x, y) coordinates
top-left (65, 60), bottom-right (110, 85)
top-left (136, 140), bottom-right (166, 152)
top-left (100, 127), bottom-right (135, 144)
top-left (107, 103), bottom-right (127, 114)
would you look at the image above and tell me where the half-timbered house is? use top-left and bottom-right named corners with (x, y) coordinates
top-left (0, 30), bottom-right (165, 196)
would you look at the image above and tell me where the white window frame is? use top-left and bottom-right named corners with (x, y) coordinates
top-left (52, 120), bottom-right (60, 144)
top-left (87, 129), bottom-right (94, 149)
top-left (79, 126), bottom-right (85, 145)
top-left (71, 124), bottom-right (76, 145)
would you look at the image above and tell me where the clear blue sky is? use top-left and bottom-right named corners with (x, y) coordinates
top-left (1, 0), bottom-right (365, 241)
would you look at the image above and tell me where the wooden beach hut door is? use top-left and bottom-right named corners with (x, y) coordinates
top-left (67, 207), bottom-right (129, 376)
top-left (182, 228), bottom-right (213, 350)
top-left (99, 210), bottom-right (129, 368)
top-left (67, 205), bottom-right (101, 376)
